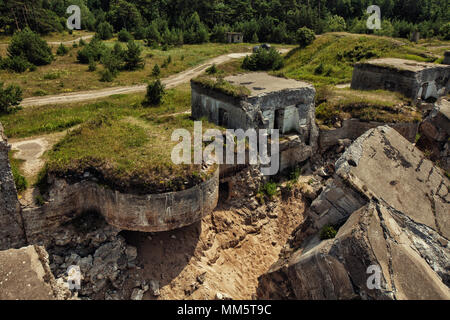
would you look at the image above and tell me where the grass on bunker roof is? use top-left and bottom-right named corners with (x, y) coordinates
top-left (0, 83), bottom-right (220, 194)
top-left (38, 90), bottom-right (222, 194)
top-left (314, 86), bottom-right (421, 129)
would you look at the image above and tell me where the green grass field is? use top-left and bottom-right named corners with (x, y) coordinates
top-left (275, 33), bottom-right (442, 86)
top-left (0, 41), bottom-right (253, 98)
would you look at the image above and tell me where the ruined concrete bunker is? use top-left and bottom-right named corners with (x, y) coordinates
top-left (191, 73), bottom-right (319, 171)
top-left (351, 58), bottom-right (450, 102)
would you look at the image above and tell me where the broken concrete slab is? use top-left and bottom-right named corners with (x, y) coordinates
top-left (0, 245), bottom-right (72, 300)
top-left (309, 126), bottom-right (449, 240)
top-left (257, 202), bottom-right (450, 300)
top-left (417, 98), bottom-right (450, 172)
top-left (258, 125), bottom-right (449, 299)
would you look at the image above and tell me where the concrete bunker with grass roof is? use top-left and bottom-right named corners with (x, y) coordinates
top-left (191, 72), bottom-right (319, 171)
top-left (351, 58), bottom-right (450, 103)
top-left (192, 72), bottom-right (318, 142)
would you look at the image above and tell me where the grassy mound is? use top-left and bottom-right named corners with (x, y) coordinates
top-left (276, 33), bottom-right (438, 85)
top-left (42, 112), bottom-right (220, 194)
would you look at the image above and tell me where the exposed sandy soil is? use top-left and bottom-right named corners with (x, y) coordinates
top-left (124, 185), bottom-right (306, 300)
top-left (9, 131), bottom-right (68, 206)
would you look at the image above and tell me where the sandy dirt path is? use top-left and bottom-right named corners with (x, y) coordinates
top-left (9, 131), bottom-right (69, 206)
top-left (21, 49), bottom-right (290, 107)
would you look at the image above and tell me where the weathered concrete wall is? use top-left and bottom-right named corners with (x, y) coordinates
top-left (417, 99), bottom-right (450, 172)
top-left (444, 51), bottom-right (450, 65)
top-left (22, 168), bottom-right (219, 243)
top-left (191, 82), bottom-right (257, 130)
top-left (279, 135), bottom-right (313, 172)
top-left (0, 123), bottom-right (27, 250)
top-left (351, 59), bottom-right (450, 102)
top-left (191, 81), bottom-right (318, 150)
top-left (319, 118), bottom-right (419, 151)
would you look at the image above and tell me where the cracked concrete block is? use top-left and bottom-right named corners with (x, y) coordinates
top-left (0, 245), bottom-right (72, 300)
top-left (258, 125), bottom-right (450, 299)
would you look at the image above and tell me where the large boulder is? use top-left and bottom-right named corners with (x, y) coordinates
top-left (258, 126), bottom-right (450, 299)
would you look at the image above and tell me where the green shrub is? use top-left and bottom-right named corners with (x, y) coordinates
top-left (251, 32), bottom-right (259, 43)
top-left (320, 225), bottom-right (337, 240)
top-left (35, 195), bottom-right (45, 206)
top-left (79, 38), bottom-right (87, 46)
top-left (0, 82), bottom-right (23, 114)
top-left (143, 79), bottom-right (165, 106)
top-left (77, 38), bottom-right (106, 64)
top-left (296, 27), bottom-right (315, 48)
top-left (118, 29), bottom-right (133, 42)
top-left (324, 15), bottom-right (347, 32)
top-left (101, 51), bottom-right (123, 75)
top-left (100, 69), bottom-right (115, 82)
top-left (161, 55), bottom-right (171, 68)
top-left (88, 59), bottom-right (97, 71)
top-left (152, 64), bottom-right (161, 76)
top-left (96, 22), bottom-right (114, 40)
top-left (206, 64), bottom-right (218, 74)
top-left (11, 165), bottom-right (27, 193)
top-left (258, 181), bottom-right (279, 200)
top-left (56, 43), bottom-right (69, 56)
top-left (7, 28), bottom-right (53, 66)
top-left (4, 55), bottom-right (30, 73)
top-left (440, 22), bottom-right (450, 40)
top-left (242, 47), bottom-right (284, 71)
top-left (123, 40), bottom-right (144, 70)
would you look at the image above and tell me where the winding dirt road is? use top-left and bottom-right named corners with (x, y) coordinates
top-left (21, 50), bottom-right (290, 107)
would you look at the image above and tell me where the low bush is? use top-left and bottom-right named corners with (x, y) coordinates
top-left (56, 43), bottom-right (69, 56)
top-left (296, 27), bottom-right (316, 48)
top-left (0, 82), bottom-right (23, 114)
top-left (143, 79), bottom-right (165, 106)
top-left (118, 29), bottom-right (133, 42)
top-left (242, 47), bottom-right (284, 71)
top-left (96, 21), bottom-right (114, 40)
top-left (7, 28), bottom-right (53, 66)
top-left (320, 225), bottom-right (337, 240)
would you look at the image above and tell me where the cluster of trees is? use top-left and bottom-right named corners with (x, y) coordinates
top-left (1, 1), bottom-right (449, 42)
top-left (0, 28), bottom-right (53, 72)
top-left (77, 37), bottom-right (144, 81)
top-left (0, 82), bottom-right (22, 114)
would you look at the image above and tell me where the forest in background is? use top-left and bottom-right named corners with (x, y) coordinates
top-left (1, 0), bottom-right (449, 43)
